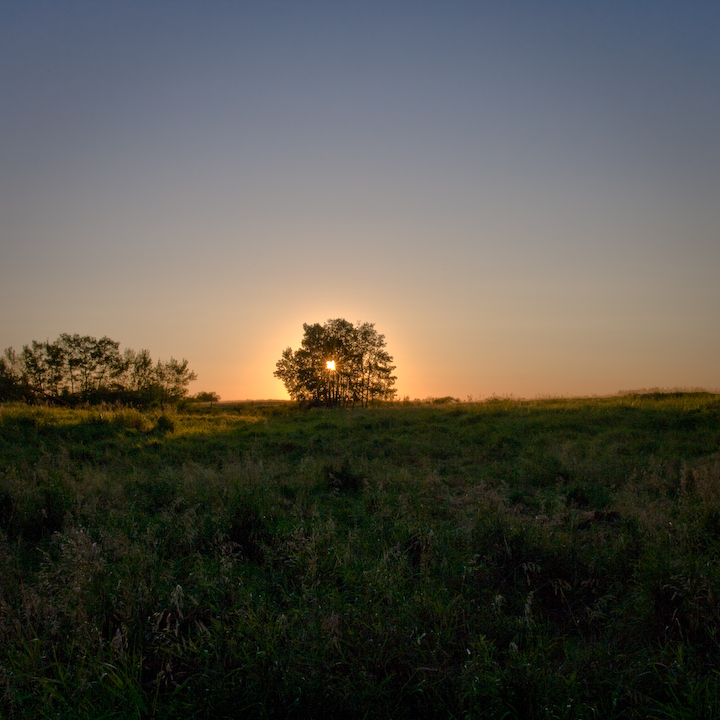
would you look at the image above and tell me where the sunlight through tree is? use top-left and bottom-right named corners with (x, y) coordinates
top-left (274, 319), bottom-right (396, 407)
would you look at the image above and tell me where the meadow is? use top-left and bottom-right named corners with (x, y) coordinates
top-left (1, 394), bottom-right (720, 719)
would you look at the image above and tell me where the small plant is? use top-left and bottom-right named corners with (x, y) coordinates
top-left (112, 407), bottom-right (151, 431)
top-left (322, 460), bottom-right (363, 492)
top-left (154, 413), bottom-right (175, 434)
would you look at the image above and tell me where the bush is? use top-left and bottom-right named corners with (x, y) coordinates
top-left (154, 413), bottom-right (175, 434)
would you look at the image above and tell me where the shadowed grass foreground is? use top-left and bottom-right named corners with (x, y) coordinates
top-left (1, 394), bottom-right (720, 718)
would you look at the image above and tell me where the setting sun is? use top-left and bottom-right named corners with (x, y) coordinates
top-left (2, 3), bottom-right (718, 402)
top-left (326, 360), bottom-right (336, 371)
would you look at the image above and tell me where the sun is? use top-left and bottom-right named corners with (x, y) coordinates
top-left (326, 360), bottom-right (336, 371)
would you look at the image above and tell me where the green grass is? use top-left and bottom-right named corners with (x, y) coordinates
top-left (1, 394), bottom-right (720, 718)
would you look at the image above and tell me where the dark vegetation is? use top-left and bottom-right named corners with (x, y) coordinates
top-left (275, 319), bottom-right (396, 407)
top-left (1, 393), bottom-right (720, 718)
top-left (1, 334), bottom-right (196, 407)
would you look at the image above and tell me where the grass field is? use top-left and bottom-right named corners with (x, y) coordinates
top-left (1, 394), bottom-right (720, 718)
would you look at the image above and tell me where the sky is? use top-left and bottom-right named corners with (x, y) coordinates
top-left (1, 1), bottom-right (719, 401)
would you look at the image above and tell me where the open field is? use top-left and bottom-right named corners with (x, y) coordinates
top-left (1, 394), bottom-right (720, 718)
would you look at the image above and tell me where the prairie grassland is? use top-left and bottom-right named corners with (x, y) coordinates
top-left (1, 394), bottom-right (720, 719)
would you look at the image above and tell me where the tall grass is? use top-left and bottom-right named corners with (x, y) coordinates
top-left (1, 394), bottom-right (719, 718)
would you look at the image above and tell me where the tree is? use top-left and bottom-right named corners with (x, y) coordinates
top-left (52, 334), bottom-right (121, 397)
top-left (274, 319), bottom-right (396, 407)
top-left (194, 391), bottom-right (221, 407)
top-left (154, 357), bottom-right (198, 407)
top-left (2, 334), bottom-right (198, 407)
top-left (0, 348), bottom-right (29, 401)
top-left (21, 341), bottom-right (48, 396)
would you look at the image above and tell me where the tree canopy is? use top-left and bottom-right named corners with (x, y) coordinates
top-left (274, 319), bottom-right (396, 407)
top-left (0, 334), bottom-right (196, 406)
top-left (193, 391), bottom-right (221, 406)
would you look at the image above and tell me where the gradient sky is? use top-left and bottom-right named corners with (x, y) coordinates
top-left (2, 1), bottom-right (719, 400)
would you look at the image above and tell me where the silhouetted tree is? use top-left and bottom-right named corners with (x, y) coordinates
top-left (0, 348), bottom-right (30, 401)
top-left (275, 319), bottom-right (396, 407)
top-left (155, 357), bottom-right (198, 407)
top-left (194, 391), bottom-right (221, 407)
top-left (1, 335), bottom-right (197, 406)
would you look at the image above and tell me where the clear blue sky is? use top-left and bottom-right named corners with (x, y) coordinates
top-left (2, 1), bottom-right (718, 399)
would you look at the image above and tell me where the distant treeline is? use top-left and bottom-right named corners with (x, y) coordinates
top-left (0, 334), bottom-right (196, 406)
